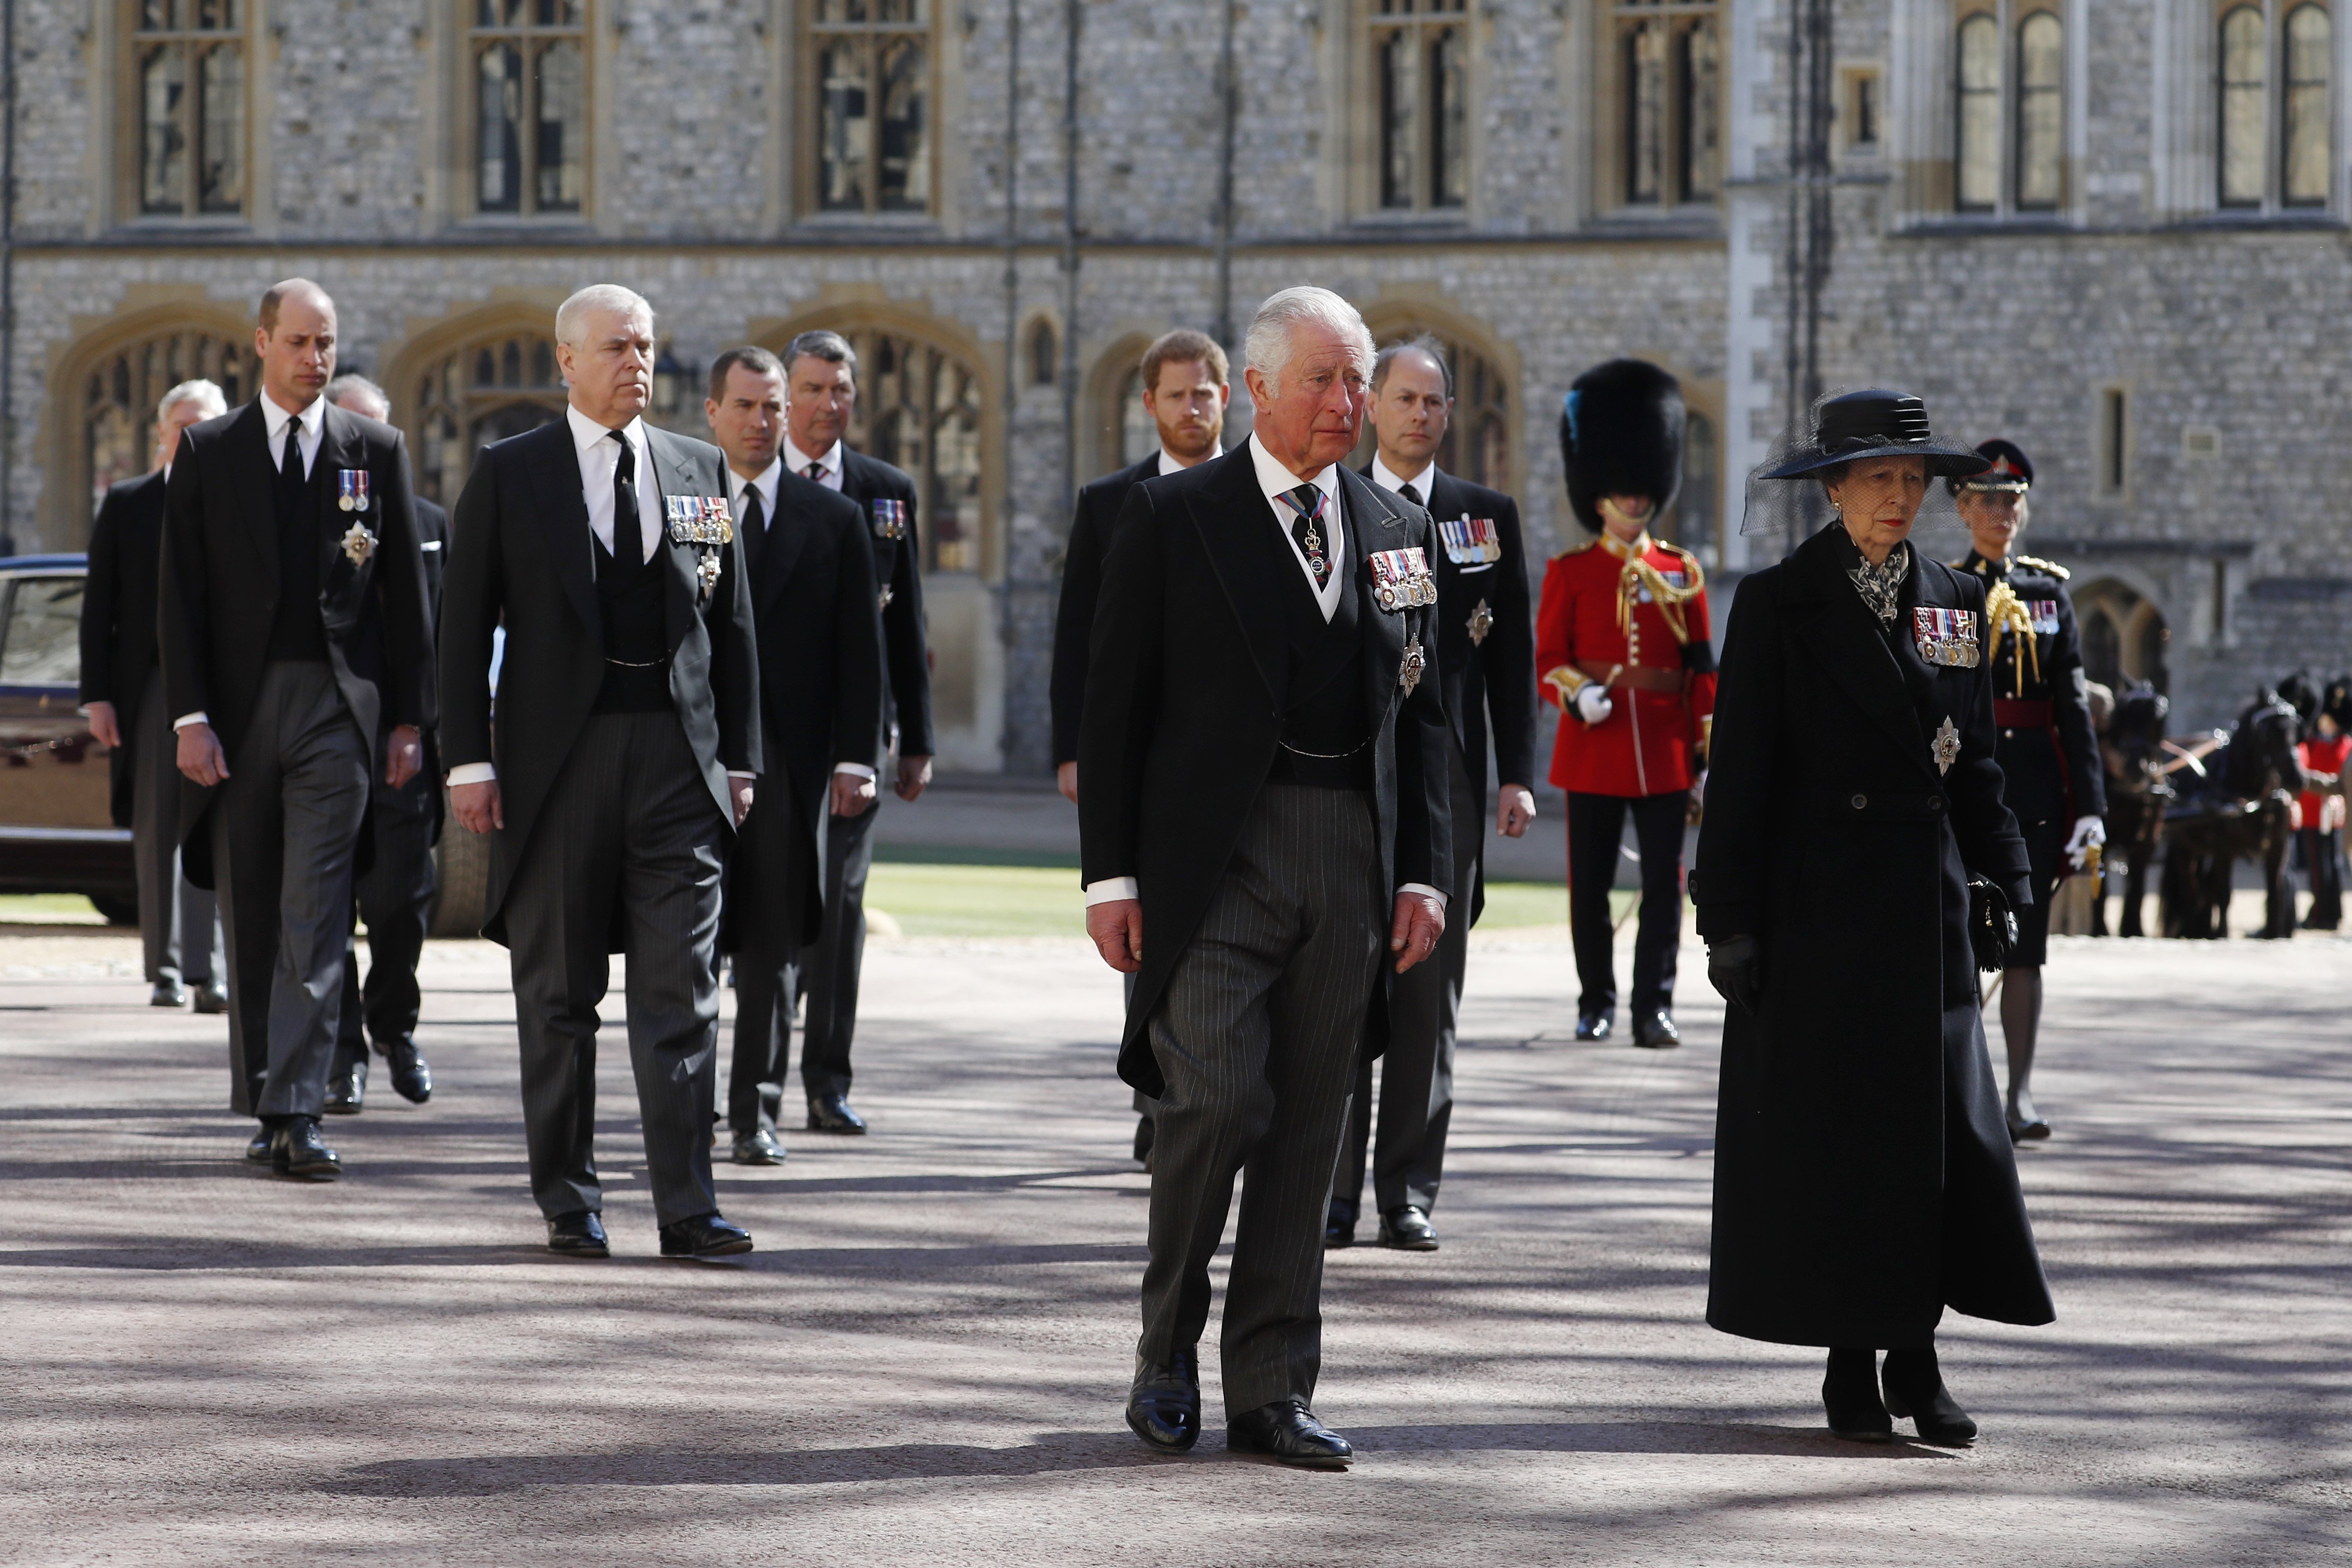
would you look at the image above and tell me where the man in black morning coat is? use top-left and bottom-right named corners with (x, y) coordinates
top-left (439, 284), bottom-right (760, 1261)
top-left (80, 377), bottom-right (226, 1011)
top-left (1080, 287), bottom-right (1451, 1468)
top-left (778, 330), bottom-right (934, 1135)
top-left (158, 279), bottom-right (435, 1181)
top-left (704, 345), bottom-right (882, 1167)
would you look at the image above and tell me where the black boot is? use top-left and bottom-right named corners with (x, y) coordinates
top-left (1882, 1345), bottom-right (1977, 1445)
top-left (1823, 1347), bottom-right (1892, 1441)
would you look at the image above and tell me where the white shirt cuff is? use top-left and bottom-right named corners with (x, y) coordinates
top-left (726, 770), bottom-right (756, 781)
top-left (446, 762), bottom-right (497, 786)
top-left (1084, 877), bottom-right (1140, 906)
top-left (172, 712), bottom-right (208, 730)
top-left (1400, 882), bottom-right (1448, 908)
top-left (834, 763), bottom-right (877, 780)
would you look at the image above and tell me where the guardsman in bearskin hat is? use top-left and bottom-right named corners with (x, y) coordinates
top-left (1952, 438), bottom-right (2106, 1142)
top-left (1536, 359), bottom-right (1715, 1048)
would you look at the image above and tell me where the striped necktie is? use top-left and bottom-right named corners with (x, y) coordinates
top-left (1277, 483), bottom-right (1333, 590)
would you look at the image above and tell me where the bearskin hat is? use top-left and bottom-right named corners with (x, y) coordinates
top-left (1560, 358), bottom-right (1685, 534)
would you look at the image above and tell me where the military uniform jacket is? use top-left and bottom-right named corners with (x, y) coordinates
top-left (1078, 445), bottom-right (1454, 1098)
top-left (79, 467), bottom-right (169, 827)
top-left (1955, 550), bottom-right (2105, 828)
top-left (1693, 526), bottom-right (2047, 1347)
top-left (1535, 531), bottom-right (1716, 798)
top-left (839, 449), bottom-right (935, 761)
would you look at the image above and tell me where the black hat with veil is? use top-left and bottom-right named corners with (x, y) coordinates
top-left (1742, 388), bottom-right (1991, 538)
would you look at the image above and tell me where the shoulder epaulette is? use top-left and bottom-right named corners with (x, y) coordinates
top-left (2014, 554), bottom-right (2071, 581)
top-left (1552, 538), bottom-right (1601, 560)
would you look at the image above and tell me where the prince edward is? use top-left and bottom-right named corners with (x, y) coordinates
top-left (1080, 286), bottom-right (1451, 1467)
top-left (439, 284), bottom-right (761, 1261)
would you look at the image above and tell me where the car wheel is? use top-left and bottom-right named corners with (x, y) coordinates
top-left (428, 803), bottom-right (492, 939)
top-left (89, 894), bottom-right (140, 927)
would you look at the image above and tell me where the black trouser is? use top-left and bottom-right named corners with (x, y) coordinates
top-left (2301, 827), bottom-right (2344, 929)
top-left (1567, 789), bottom-right (1686, 1018)
top-left (801, 786), bottom-right (877, 1101)
top-left (727, 746), bottom-right (815, 1136)
top-left (331, 766), bottom-right (437, 1073)
top-left (133, 666), bottom-right (221, 987)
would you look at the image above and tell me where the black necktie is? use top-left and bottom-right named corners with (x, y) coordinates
top-left (276, 421), bottom-right (308, 538)
top-left (611, 433), bottom-right (641, 570)
top-left (1279, 482), bottom-right (1332, 590)
top-left (803, 461), bottom-right (825, 484)
top-left (737, 485), bottom-right (766, 572)
top-left (1398, 481), bottom-right (1422, 508)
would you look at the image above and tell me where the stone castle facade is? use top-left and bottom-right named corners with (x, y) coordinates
top-left (6, 0), bottom-right (2346, 768)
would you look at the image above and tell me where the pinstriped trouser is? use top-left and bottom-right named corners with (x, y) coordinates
top-left (1139, 782), bottom-right (1386, 1417)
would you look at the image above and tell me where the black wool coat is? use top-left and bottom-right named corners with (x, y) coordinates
top-left (1050, 452), bottom-right (1159, 767)
top-left (1367, 466), bottom-right (1540, 921)
top-left (1078, 443), bottom-right (1453, 1097)
top-left (1693, 524), bottom-right (2051, 1348)
top-left (437, 419), bottom-right (759, 946)
top-left (723, 470), bottom-right (883, 952)
top-left (79, 468), bottom-right (169, 826)
top-left (839, 449), bottom-right (935, 760)
top-left (157, 400), bottom-right (437, 882)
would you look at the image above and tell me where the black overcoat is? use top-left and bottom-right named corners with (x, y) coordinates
top-left (1078, 442), bottom-right (1453, 1097)
top-left (839, 449), bottom-right (935, 760)
top-left (79, 468), bottom-right (169, 826)
top-left (1049, 452), bottom-right (1158, 767)
top-left (1692, 524), bottom-right (2052, 1347)
top-left (436, 419), bottom-right (759, 946)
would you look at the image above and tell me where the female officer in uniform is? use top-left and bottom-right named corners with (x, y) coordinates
top-left (1696, 390), bottom-right (2053, 1445)
top-left (1952, 440), bottom-right (2106, 1142)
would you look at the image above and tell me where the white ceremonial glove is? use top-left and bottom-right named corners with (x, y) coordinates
top-left (2063, 814), bottom-right (2106, 869)
top-left (1573, 684), bottom-right (1615, 726)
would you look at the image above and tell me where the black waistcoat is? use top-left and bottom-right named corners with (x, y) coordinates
top-left (265, 443), bottom-right (330, 662)
top-left (1266, 551), bottom-right (1372, 791)
top-left (592, 529), bottom-right (672, 713)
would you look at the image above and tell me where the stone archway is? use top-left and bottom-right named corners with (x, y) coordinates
top-left (1354, 296), bottom-right (1524, 500)
top-left (2076, 578), bottom-right (2170, 696)
top-left (375, 297), bottom-right (571, 509)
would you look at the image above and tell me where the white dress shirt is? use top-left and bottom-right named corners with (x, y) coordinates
top-left (782, 435), bottom-right (847, 493)
top-left (1370, 453), bottom-right (1435, 508)
top-left (732, 455), bottom-right (875, 785)
top-left (174, 390), bottom-right (327, 732)
top-left (1083, 436), bottom-right (1443, 910)
top-left (1157, 443), bottom-right (1221, 476)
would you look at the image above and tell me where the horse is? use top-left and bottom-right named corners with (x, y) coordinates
top-left (2096, 687), bottom-right (2171, 938)
top-left (2159, 691), bottom-right (2307, 939)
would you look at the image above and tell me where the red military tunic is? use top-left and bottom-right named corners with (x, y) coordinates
top-left (1535, 531), bottom-right (1716, 798)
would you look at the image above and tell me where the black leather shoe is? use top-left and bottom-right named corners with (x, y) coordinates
top-left (1575, 1011), bottom-right (1612, 1042)
top-left (1631, 1009), bottom-right (1681, 1049)
top-left (324, 1058), bottom-right (367, 1115)
top-left (150, 979), bottom-right (188, 1008)
top-left (381, 1038), bottom-right (432, 1104)
top-left (659, 1213), bottom-right (753, 1258)
top-left (1227, 1399), bottom-right (1352, 1468)
top-left (1132, 1114), bottom-right (1155, 1167)
top-left (270, 1116), bottom-right (342, 1181)
top-left (192, 982), bottom-right (230, 1015)
top-left (1124, 1349), bottom-right (1200, 1453)
top-left (546, 1211), bottom-right (609, 1258)
top-left (1324, 1203), bottom-right (1356, 1250)
top-left (806, 1092), bottom-right (867, 1133)
top-left (1882, 1347), bottom-right (1977, 1445)
top-left (244, 1127), bottom-right (274, 1163)
top-left (1823, 1347), bottom-right (1892, 1440)
top-left (1377, 1205), bottom-right (1439, 1251)
top-left (730, 1128), bottom-right (787, 1166)
top-left (2006, 1091), bottom-right (2050, 1143)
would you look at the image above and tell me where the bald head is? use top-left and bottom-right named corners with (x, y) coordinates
top-left (254, 278), bottom-right (337, 413)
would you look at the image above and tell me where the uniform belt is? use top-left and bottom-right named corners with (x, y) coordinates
top-left (1994, 698), bottom-right (2053, 729)
top-left (1576, 659), bottom-right (1684, 694)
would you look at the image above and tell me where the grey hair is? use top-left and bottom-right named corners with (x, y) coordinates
top-left (155, 377), bottom-right (227, 424)
top-left (783, 329), bottom-right (858, 373)
top-left (325, 373), bottom-right (391, 419)
top-left (555, 283), bottom-right (654, 347)
top-left (1371, 334), bottom-right (1453, 399)
top-left (1244, 286), bottom-right (1374, 394)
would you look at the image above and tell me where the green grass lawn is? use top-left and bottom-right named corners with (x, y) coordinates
top-left (0, 893), bottom-right (110, 925)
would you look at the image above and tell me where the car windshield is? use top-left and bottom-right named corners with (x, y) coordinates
top-left (0, 576), bottom-right (85, 688)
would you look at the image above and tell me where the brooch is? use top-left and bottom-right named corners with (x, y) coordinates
top-left (1933, 715), bottom-right (1961, 776)
top-left (340, 522), bottom-right (376, 566)
top-left (1399, 636), bottom-right (1426, 696)
top-left (1466, 598), bottom-right (1494, 646)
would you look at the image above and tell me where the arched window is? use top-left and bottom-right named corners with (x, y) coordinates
top-left (2220, 6), bottom-right (2269, 206)
top-left (1028, 319), bottom-right (1057, 387)
top-left (471, 1), bottom-right (586, 215)
top-left (1117, 366), bottom-right (1156, 467)
top-left (410, 330), bottom-right (567, 507)
top-left (2284, 4), bottom-right (2333, 205)
top-left (1348, 331), bottom-right (1512, 493)
top-left (1955, 13), bottom-right (2002, 210)
top-left (1616, 0), bottom-right (1720, 206)
top-left (81, 329), bottom-right (251, 516)
top-left (2015, 12), bottom-right (2064, 208)
top-left (833, 330), bottom-right (985, 573)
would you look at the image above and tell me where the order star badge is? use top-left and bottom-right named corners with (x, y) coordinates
top-left (1399, 636), bottom-right (1426, 696)
top-left (340, 521), bottom-right (376, 566)
top-left (1933, 714), bottom-right (1961, 776)
top-left (1466, 597), bottom-right (1494, 646)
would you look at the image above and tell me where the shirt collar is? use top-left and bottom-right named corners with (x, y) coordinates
top-left (733, 455), bottom-right (782, 513)
top-left (1157, 443), bottom-right (1220, 476)
top-left (261, 388), bottom-right (324, 441)
top-left (1370, 453), bottom-right (1437, 498)
top-left (782, 436), bottom-right (844, 479)
top-left (567, 403), bottom-right (645, 459)
top-left (1250, 433), bottom-right (1341, 513)
top-left (1597, 529), bottom-right (1654, 562)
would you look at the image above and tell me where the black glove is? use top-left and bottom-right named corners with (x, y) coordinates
top-left (1707, 935), bottom-right (1763, 1017)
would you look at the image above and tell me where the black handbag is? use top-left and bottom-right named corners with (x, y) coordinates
top-left (1967, 875), bottom-right (2018, 972)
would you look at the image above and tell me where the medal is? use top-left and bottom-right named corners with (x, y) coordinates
top-left (871, 499), bottom-right (909, 540)
top-left (1911, 606), bottom-right (1982, 668)
top-left (1370, 547), bottom-right (1438, 612)
top-left (664, 495), bottom-right (734, 546)
top-left (2027, 599), bottom-right (2061, 636)
top-left (1466, 597), bottom-right (1494, 646)
top-left (1399, 636), bottom-right (1426, 696)
top-left (340, 521), bottom-right (376, 566)
top-left (336, 469), bottom-right (370, 514)
top-left (1933, 715), bottom-right (1961, 776)
top-left (696, 551), bottom-right (723, 593)
top-left (1438, 515), bottom-right (1501, 567)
